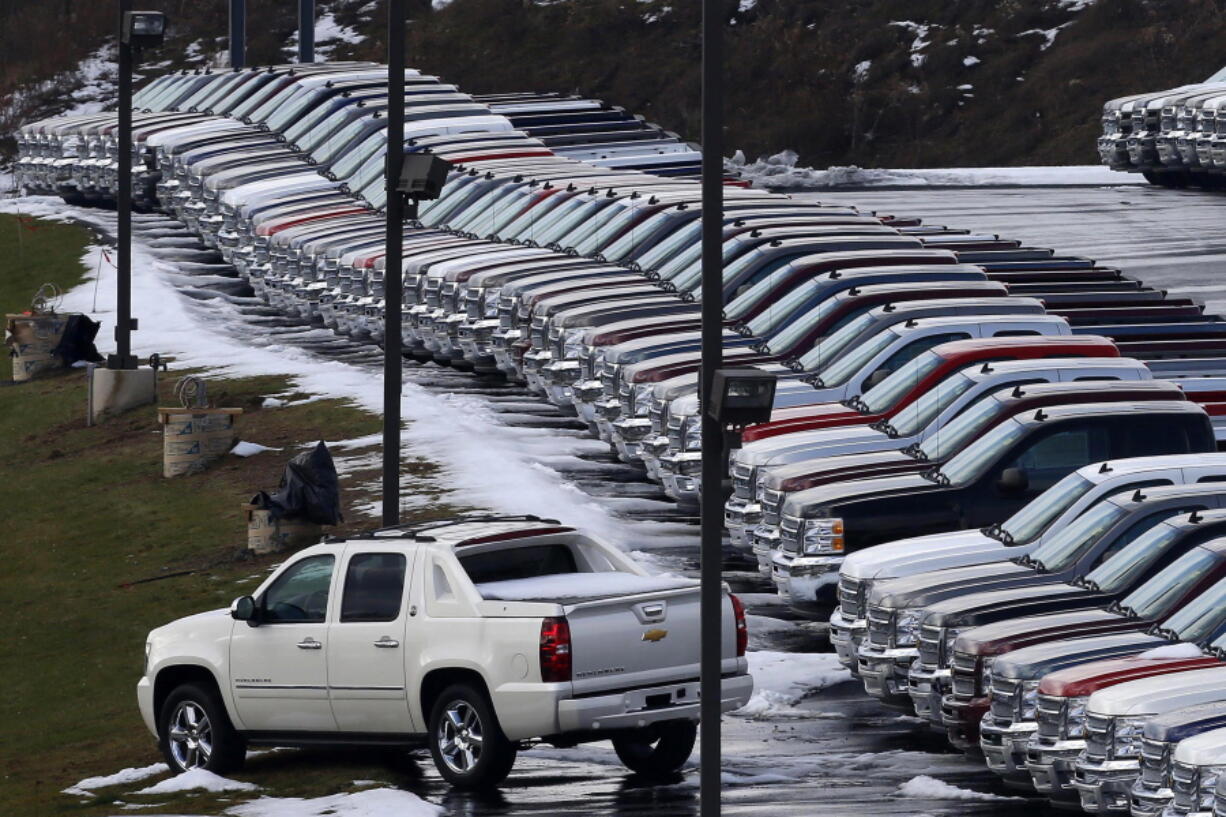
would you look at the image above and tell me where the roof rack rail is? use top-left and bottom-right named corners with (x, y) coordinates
top-left (324, 513), bottom-right (563, 545)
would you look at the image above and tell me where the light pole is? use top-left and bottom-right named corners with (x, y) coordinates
top-left (698, 0), bottom-right (724, 814)
top-left (229, 0), bottom-right (245, 69)
top-left (383, 0), bottom-right (405, 527)
top-left (111, 5), bottom-right (165, 371)
top-left (298, 0), bottom-right (315, 63)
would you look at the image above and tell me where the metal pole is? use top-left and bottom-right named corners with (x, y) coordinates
top-left (382, 0), bottom-right (405, 527)
top-left (699, 0), bottom-right (724, 814)
top-left (229, 0), bottom-right (245, 70)
top-left (298, 0), bottom-right (315, 63)
top-left (112, 0), bottom-right (135, 370)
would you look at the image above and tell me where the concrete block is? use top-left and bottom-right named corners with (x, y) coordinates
top-left (87, 366), bottom-right (157, 425)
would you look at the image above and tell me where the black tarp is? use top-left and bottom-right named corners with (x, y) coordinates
top-left (50, 314), bottom-right (103, 367)
top-left (251, 441), bottom-right (343, 525)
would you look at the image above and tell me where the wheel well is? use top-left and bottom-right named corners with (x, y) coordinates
top-left (153, 665), bottom-right (222, 722)
top-left (419, 667), bottom-right (489, 721)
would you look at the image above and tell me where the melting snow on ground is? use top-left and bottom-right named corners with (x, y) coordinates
top-left (62, 762), bottom-right (168, 797)
top-left (737, 650), bottom-right (852, 718)
top-left (226, 788), bottom-right (443, 817)
top-left (728, 149), bottom-right (1140, 190)
top-left (897, 774), bottom-right (1022, 800)
top-left (134, 768), bottom-right (260, 795)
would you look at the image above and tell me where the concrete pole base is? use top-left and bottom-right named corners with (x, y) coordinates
top-left (87, 365), bottom-right (157, 426)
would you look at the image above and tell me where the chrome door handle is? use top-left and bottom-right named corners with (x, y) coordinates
top-left (296, 638), bottom-right (322, 650)
top-left (374, 637), bottom-right (400, 649)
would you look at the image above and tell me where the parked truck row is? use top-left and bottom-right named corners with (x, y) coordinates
top-left (18, 64), bottom-right (1226, 805)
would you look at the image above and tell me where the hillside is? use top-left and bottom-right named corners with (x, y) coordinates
top-left (3, 0), bottom-right (1225, 169)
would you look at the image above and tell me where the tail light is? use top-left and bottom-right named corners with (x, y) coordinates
top-left (730, 594), bottom-right (748, 658)
top-left (539, 616), bottom-right (572, 683)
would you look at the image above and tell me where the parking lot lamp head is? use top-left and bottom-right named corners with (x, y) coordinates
top-left (122, 11), bottom-right (166, 49)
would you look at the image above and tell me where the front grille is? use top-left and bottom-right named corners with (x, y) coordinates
top-left (989, 677), bottom-right (1020, 723)
top-left (761, 489), bottom-right (785, 527)
top-left (666, 413), bottom-right (685, 450)
top-left (918, 625), bottom-right (943, 667)
top-left (647, 395), bottom-right (667, 433)
top-left (1171, 761), bottom-right (1199, 813)
top-left (1140, 739), bottom-right (1170, 789)
top-left (1215, 777), bottom-right (1226, 817)
top-left (1036, 694), bottom-right (1066, 740)
top-left (867, 607), bottom-right (893, 648)
top-left (1085, 714), bottom-right (1113, 762)
top-left (838, 577), bottom-right (864, 620)
top-left (951, 650), bottom-right (979, 698)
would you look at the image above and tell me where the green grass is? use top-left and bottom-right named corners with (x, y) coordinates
top-left (0, 216), bottom-right (459, 815)
top-left (0, 213), bottom-right (95, 381)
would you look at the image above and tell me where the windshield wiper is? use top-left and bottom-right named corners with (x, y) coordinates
top-left (1031, 558), bottom-right (1048, 574)
top-left (920, 466), bottom-right (950, 486)
top-left (750, 342), bottom-right (770, 354)
top-left (1156, 626), bottom-right (1181, 642)
top-left (1074, 577), bottom-right (1101, 592)
top-left (844, 395), bottom-right (870, 413)
top-left (733, 321), bottom-right (753, 337)
top-left (785, 357), bottom-right (804, 373)
top-left (901, 442), bottom-right (929, 462)
top-left (1013, 553), bottom-right (1036, 568)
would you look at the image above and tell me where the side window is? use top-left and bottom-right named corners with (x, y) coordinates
top-left (991, 330), bottom-right (1042, 337)
top-left (1119, 418), bottom-right (1194, 457)
top-left (340, 553), bottom-right (407, 623)
top-left (262, 555), bottom-right (335, 623)
top-left (1010, 424), bottom-right (1111, 492)
top-left (1091, 507), bottom-right (1202, 569)
top-left (872, 332), bottom-right (970, 380)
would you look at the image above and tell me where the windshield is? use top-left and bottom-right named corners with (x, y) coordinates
top-left (1208, 66), bottom-right (1226, 82)
top-left (1125, 548), bottom-right (1220, 619)
top-left (812, 328), bottom-right (898, 388)
top-left (917, 394), bottom-right (1009, 463)
top-left (570, 201), bottom-right (646, 256)
top-left (796, 312), bottom-right (877, 370)
top-left (601, 209), bottom-right (682, 263)
top-left (744, 278), bottom-right (821, 337)
top-left (1164, 575), bottom-right (1226, 643)
top-left (884, 372), bottom-right (975, 436)
top-left (1028, 498), bottom-right (1131, 573)
top-left (1085, 518), bottom-right (1186, 593)
top-left (674, 236), bottom-right (754, 294)
top-left (553, 198), bottom-right (632, 251)
top-left (763, 293), bottom-right (842, 353)
top-left (938, 418), bottom-right (1028, 485)
top-left (999, 473), bottom-right (1095, 544)
top-left (497, 191), bottom-right (574, 241)
top-left (637, 219), bottom-right (701, 270)
top-left (721, 258), bottom-right (802, 320)
top-left (331, 131), bottom-right (383, 179)
top-left (861, 350), bottom-right (947, 413)
top-left (533, 197), bottom-right (613, 246)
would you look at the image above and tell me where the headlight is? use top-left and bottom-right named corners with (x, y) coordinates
top-left (1199, 765), bottom-right (1226, 809)
top-left (1112, 716), bottom-right (1149, 758)
top-left (683, 415), bottom-right (701, 450)
top-left (895, 611), bottom-right (922, 646)
top-left (483, 287), bottom-right (501, 317)
top-left (633, 383), bottom-right (654, 416)
top-left (562, 327), bottom-right (587, 359)
top-left (1065, 696), bottom-right (1089, 738)
top-left (1020, 680), bottom-right (1040, 719)
top-left (979, 654), bottom-right (992, 690)
top-left (802, 518), bottom-right (844, 555)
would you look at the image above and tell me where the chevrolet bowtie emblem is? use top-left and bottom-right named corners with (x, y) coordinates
top-left (642, 628), bottom-right (668, 643)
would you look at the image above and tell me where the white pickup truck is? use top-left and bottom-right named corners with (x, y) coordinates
top-left (136, 517), bottom-right (752, 788)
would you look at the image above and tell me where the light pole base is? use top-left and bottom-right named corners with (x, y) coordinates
top-left (87, 365), bottom-right (157, 426)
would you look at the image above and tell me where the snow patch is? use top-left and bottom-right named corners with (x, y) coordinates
top-left (134, 768), bottom-right (259, 795)
top-left (231, 441), bottom-right (282, 457)
top-left (227, 788), bottom-right (443, 817)
top-left (853, 60), bottom-right (872, 82)
top-left (963, 55), bottom-right (981, 67)
top-left (1138, 642), bottom-right (1204, 660)
top-left (476, 571), bottom-right (696, 601)
top-left (62, 762), bottom-right (169, 797)
top-left (898, 774), bottom-right (1022, 800)
top-left (726, 151), bottom-right (1143, 190)
top-left (736, 651), bottom-right (851, 718)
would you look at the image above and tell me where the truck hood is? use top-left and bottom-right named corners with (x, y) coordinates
top-left (1086, 665), bottom-right (1226, 718)
top-left (738, 424), bottom-right (887, 466)
top-left (761, 450), bottom-right (923, 493)
top-left (783, 472), bottom-right (939, 519)
top-left (992, 631), bottom-right (1166, 683)
top-left (1042, 652), bottom-right (1221, 700)
top-left (744, 403), bottom-right (865, 441)
top-left (923, 581), bottom-right (1102, 628)
top-left (840, 529), bottom-right (999, 582)
top-left (956, 608), bottom-right (1138, 657)
top-left (1145, 701), bottom-right (1226, 744)
top-left (869, 560), bottom-right (1034, 610)
top-left (149, 607), bottom-right (231, 640)
top-left (1172, 728), bottom-right (1226, 767)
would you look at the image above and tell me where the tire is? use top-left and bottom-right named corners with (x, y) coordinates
top-left (427, 683), bottom-right (516, 789)
top-left (611, 719), bottom-right (697, 777)
top-left (157, 682), bottom-right (246, 774)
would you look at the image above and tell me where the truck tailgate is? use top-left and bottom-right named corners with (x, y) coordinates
top-left (563, 587), bottom-right (727, 693)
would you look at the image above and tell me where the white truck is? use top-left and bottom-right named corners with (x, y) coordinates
top-left (137, 517), bottom-right (752, 788)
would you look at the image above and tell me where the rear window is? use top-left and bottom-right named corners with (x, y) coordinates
top-left (460, 544), bottom-right (578, 584)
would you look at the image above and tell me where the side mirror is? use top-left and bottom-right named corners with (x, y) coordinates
top-left (231, 595), bottom-right (258, 624)
top-left (864, 368), bottom-right (891, 390)
top-left (997, 467), bottom-right (1029, 494)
